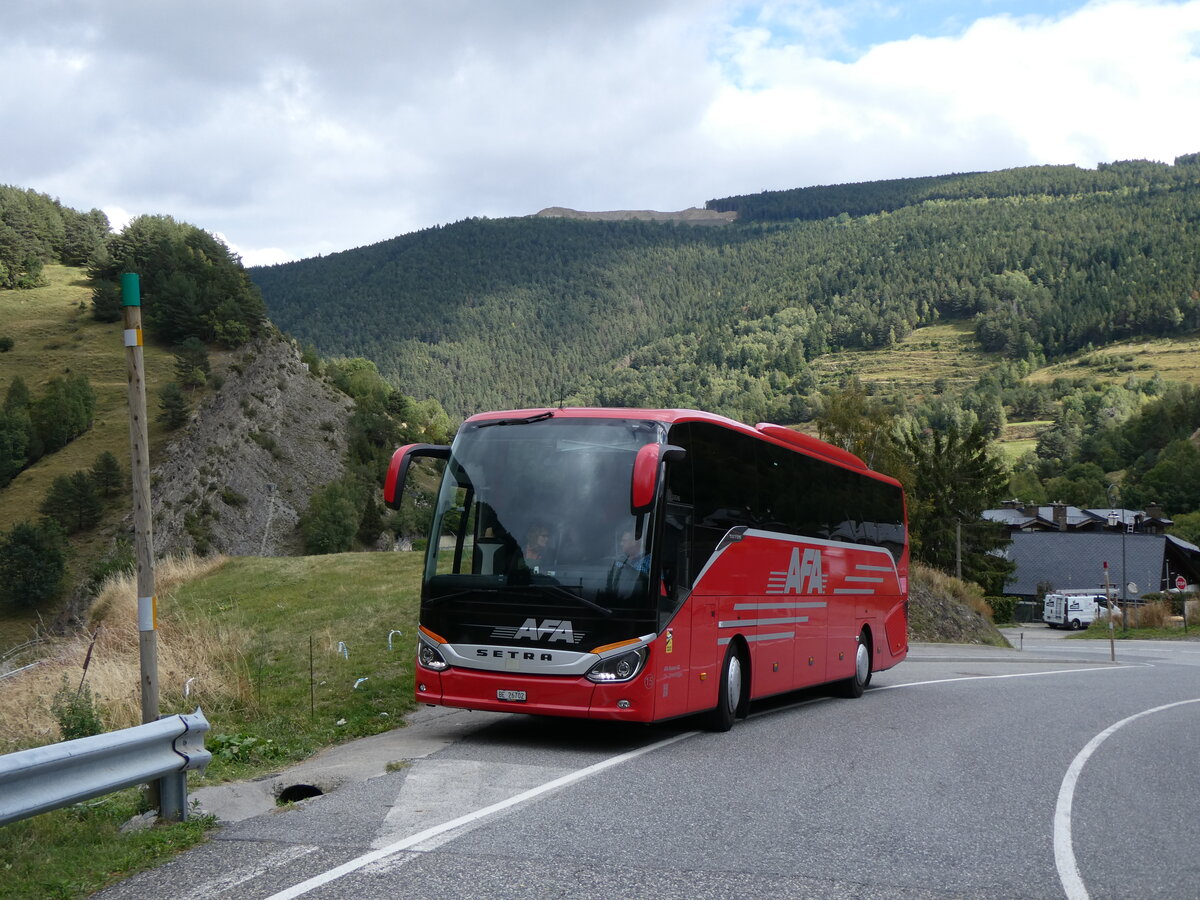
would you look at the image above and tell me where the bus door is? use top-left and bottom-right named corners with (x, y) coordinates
top-left (653, 497), bottom-right (695, 719)
top-left (683, 593), bottom-right (720, 715)
top-left (819, 542), bottom-right (858, 684)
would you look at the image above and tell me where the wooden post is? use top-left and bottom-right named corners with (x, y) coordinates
top-left (121, 274), bottom-right (161, 812)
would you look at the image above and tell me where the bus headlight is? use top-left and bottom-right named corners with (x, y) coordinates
top-left (586, 646), bottom-right (647, 683)
top-left (417, 636), bottom-right (449, 671)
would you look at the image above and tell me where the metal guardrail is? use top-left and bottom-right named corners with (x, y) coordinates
top-left (0, 708), bottom-right (210, 826)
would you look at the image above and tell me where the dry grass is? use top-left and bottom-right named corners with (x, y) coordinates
top-left (0, 554), bottom-right (241, 750)
top-left (1126, 601), bottom-right (1171, 630)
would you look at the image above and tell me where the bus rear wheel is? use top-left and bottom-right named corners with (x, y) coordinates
top-left (706, 644), bottom-right (743, 732)
top-left (839, 630), bottom-right (872, 699)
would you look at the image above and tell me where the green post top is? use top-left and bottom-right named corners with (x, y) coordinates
top-left (120, 272), bottom-right (141, 307)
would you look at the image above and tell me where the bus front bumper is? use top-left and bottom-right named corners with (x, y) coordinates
top-left (414, 665), bottom-right (656, 722)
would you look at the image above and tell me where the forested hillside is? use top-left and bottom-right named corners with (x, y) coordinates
top-left (706, 155), bottom-right (1200, 222)
top-left (0, 185), bottom-right (109, 288)
top-left (252, 154), bottom-right (1200, 423)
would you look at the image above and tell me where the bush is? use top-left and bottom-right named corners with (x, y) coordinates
top-left (220, 486), bottom-right (248, 507)
top-left (1128, 599), bottom-right (1171, 629)
top-left (986, 596), bottom-right (1017, 624)
top-left (86, 539), bottom-right (135, 595)
top-left (301, 479), bottom-right (361, 554)
top-left (51, 678), bottom-right (104, 741)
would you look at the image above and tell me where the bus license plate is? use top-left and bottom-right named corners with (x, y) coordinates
top-left (497, 689), bottom-right (527, 702)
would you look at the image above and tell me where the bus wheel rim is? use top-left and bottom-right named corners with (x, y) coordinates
top-left (726, 654), bottom-right (742, 711)
top-left (855, 640), bottom-right (869, 684)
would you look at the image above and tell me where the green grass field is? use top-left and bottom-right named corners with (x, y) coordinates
top-left (170, 553), bottom-right (424, 779)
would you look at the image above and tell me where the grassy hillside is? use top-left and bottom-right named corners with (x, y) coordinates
top-left (809, 320), bottom-right (997, 397)
top-left (1026, 334), bottom-right (1200, 386)
top-left (0, 266), bottom-right (175, 646)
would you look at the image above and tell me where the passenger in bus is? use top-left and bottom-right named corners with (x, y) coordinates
top-left (522, 523), bottom-right (553, 568)
top-left (617, 529), bottom-right (651, 574)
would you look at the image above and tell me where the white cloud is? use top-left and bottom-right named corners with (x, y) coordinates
top-left (4, 1), bottom-right (1199, 262)
top-left (101, 206), bottom-right (133, 234)
top-left (703, 0), bottom-right (1200, 191)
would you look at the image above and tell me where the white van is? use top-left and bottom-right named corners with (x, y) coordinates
top-left (1043, 590), bottom-right (1119, 630)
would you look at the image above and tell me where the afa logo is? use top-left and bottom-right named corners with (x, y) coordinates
top-left (766, 547), bottom-right (825, 595)
top-left (514, 618), bottom-right (576, 643)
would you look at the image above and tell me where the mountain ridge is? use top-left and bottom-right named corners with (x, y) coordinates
top-left (251, 154), bottom-right (1200, 421)
top-left (534, 206), bottom-right (737, 225)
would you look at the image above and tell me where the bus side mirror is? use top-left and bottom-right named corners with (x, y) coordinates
top-left (383, 443), bottom-right (450, 509)
top-left (631, 444), bottom-right (686, 514)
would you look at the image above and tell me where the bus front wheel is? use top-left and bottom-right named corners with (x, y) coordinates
top-left (706, 645), bottom-right (743, 732)
top-left (839, 630), bottom-right (872, 699)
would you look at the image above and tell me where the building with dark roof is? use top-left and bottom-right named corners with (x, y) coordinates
top-left (984, 501), bottom-right (1173, 534)
top-left (984, 503), bottom-right (1200, 600)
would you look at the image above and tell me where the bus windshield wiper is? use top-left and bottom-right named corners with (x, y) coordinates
top-left (423, 588), bottom-right (492, 606)
top-left (509, 584), bottom-right (612, 616)
top-left (424, 582), bottom-right (610, 616)
top-left (475, 411), bottom-right (554, 428)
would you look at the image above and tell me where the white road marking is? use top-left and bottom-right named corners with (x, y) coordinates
top-left (263, 730), bottom-right (696, 900)
top-left (178, 845), bottom-right (319, 899)
top-left (1053, 698), bottom-right (1200, 900)
top-left (370, 758), bottom-right (572, 849)
top-left (873, 664), bottom-right (1150, 691)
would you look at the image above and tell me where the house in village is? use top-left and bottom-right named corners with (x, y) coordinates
top-left (983, 501), bottom-right (1200, 601)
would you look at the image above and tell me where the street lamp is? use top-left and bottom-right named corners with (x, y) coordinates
top-left (1107, 484), bottom-right (1128, 634)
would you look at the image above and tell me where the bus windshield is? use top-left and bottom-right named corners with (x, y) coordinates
top-left (424, 417), bottom-right (664, 611)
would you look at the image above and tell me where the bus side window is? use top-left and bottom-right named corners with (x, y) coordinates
top-left (664, 423), bottom-right (696, 626)
top-left (659, 500), bottom-right (692, 619)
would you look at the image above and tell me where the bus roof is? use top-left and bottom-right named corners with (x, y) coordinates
top-left (461, 407), bottom-right (901, 488)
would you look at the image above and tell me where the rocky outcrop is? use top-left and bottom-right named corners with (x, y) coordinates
top-left (150, 333), bottom-right (354, 557)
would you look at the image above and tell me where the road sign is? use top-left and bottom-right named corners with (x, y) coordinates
top-left (1177, 575), bottom-right (1188, 591)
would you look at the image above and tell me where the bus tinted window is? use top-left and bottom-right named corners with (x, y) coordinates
top-left (423, 418), bottom-right (665, 609)
top-left (671, 421), bottom-right (905, 566)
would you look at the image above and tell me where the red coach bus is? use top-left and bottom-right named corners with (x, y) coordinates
top-left (384, 408), bottom-right (908, 731)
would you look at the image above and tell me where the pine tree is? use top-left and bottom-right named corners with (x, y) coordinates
top-left (158, 382), bottom-right (189, 429)
top-left (40, 471), bottom-right (104, 533)
top-left (0, 521), bottom-right (66, 610)
top-left (90, 451), bottom-right (125, 498)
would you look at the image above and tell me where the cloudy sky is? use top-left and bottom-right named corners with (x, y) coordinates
top-left (6, 0), bottom-right (1200, 265)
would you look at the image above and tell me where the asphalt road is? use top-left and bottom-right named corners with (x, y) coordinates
top-left (95, 630), bottom-right (1200, 899)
